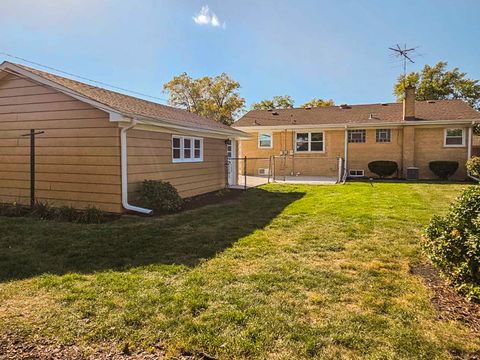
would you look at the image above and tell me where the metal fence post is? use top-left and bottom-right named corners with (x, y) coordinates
top-left (267, 156), bottom-right (272, 184)
top-left (22, 129), bottom-right (44, 208)
top-left (244, 156), bottom-right (247, 190)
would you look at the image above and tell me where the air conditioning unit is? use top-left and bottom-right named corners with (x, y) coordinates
top-left (258, 168), bottom-right (271, 176)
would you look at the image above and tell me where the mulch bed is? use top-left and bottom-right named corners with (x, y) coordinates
top-left (411, 264), bottom-right (480, 359)
top-left (410, 263), bottom-right (480, 333)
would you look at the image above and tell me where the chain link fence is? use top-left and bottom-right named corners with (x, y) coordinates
top-left (228, 156), bottom-right (345, 188)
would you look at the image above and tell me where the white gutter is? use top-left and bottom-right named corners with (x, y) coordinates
top-left (234, 119), bottom-right (478, 132)
top-left (120, 120), bottom-right (153, 214)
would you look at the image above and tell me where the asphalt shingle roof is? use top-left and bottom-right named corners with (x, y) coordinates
top-left (4, 61), bottom-right (241, 134)
top-left (234, 100), bottom-right (480, 128)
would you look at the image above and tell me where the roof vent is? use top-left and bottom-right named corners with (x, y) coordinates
top-left (427, 100), bottom-right (436, 104)
top-left (272, 111), bottom-right (279, 115)
top-left (305, 106), bottom-right (312, 110)
top-left (267, 109), bottom-right (273, 112)
top-left (381, 103), bottom-right (389, 106)
top-left (369, 113), bottom-right (374, 120)
top-left (340, 104), bottom-right (351, 109)
top-left (292, 119), bottom-right (297, 124)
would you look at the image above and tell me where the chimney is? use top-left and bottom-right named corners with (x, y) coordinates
top-left (403, 84), bottom-right (416, 120)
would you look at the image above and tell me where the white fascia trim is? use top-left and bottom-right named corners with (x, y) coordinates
top-left (120, 120), bottom-right (153, 215)
top-left (134, 117), bottom-right (249, 139)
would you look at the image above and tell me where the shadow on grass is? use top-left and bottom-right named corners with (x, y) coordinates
top-left (0, 188), bottom-right (304, 282)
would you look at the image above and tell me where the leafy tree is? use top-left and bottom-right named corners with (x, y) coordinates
top-left (394, 62), bottom-right (480, 109)
top-left (252, 95), bottom-right (294, 110)
top-left (163, 72), bottom-right (245, 126)
top-left (301, 98), bottom-right (335, 108)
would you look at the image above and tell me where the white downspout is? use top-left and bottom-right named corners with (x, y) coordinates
top-left (120, 120), bottom-right (153, 214)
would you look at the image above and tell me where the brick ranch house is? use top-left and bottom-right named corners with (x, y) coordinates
top-left (0, 61), bottom-right (246, 214)
top-left (232, 86), bottom-right (480, 181)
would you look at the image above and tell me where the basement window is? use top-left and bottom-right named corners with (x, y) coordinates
top-left (172, 136), bottom-right (203, 163)
top-left (444, 128), bottom-right (465, 147)
top-left (348, 129), bottom-right (366, 143)
top-left (349, 169), bottom-right (365, 177)
top-left (376, 129), bottom-right (391, 143)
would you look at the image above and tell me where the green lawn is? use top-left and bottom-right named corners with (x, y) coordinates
top-left (0, 183), bottom-right (479, 359)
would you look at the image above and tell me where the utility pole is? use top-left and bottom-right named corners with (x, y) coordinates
top-left (21, 129), bottom-right (44, 208)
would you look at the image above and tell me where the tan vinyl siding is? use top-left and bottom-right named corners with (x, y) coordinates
top-left (127, 129), bottom-right (227, 202)
top-left (0, 74), bottom-right (122, 213)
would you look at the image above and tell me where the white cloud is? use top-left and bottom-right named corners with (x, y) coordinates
top-left (193, 5), bottom-right (226, 29)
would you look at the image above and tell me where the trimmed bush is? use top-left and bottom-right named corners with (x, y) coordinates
top-left (423, 185), bottom-right (480, 300)
top-left (368, 161), bottom-right (398, 178)
top-left (467, 156), bottom-right (480, 178)
top-left (139, 180), bottom-right (183, 214)
top-left (429, 161), bottom-right (459, 180)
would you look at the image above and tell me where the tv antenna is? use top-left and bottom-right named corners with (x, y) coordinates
top-left (389, 44), bottom-right (418, 86)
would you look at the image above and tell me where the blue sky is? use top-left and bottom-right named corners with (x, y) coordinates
top-left (1, 0), bottom-right (479, 110)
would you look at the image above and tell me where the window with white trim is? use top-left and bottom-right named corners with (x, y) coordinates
top-left (444, 128), bottom-right (465, 147)
top-left (348, 129), bottom-right (366, 143)
top-left (258, 132), bottom-right (272, 148)
top-left (295, 132), bottom-right (324, 152)
top-left (172, 136), bottom-right (203, 162)
top-left (376, 129), bottom-right (391, 143)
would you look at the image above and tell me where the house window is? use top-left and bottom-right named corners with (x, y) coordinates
top-left (348, 129), bottom-right (366, 143)
top-left (444, 128), bottom-right (465, 147)
top-left (295, 132), bottom-right (324, 152)
top-left (376, 129), bottom-right (391, 143)
top-left (258, 132), bottom-right (272, 148)
top-left (172, 136), bottom-right (203, 162)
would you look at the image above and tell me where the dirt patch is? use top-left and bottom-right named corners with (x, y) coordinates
top-left (410, 263), bottom-right (480, 333)
top-left (0, 331), bottom-right (162, 359)
top-left (0, 331), bottom-right (216, 360)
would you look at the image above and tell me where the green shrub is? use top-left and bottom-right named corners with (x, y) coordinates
top-left (466, 156), bottom-right (480, 178)
top-left (76, 206), bottom-right (106, 224)
top-left (367, 161), bottom-right (398, 178)
top-left (139, 180), bottom-right (183, 214)
top-left (429, 161), bottom-right (459, 180)
top-left (55, 206), bottom-right (78, 222)
top-left (423, 185), bottom-right (480, 300)
top-left (30, 202), bottom-right (56, 220)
